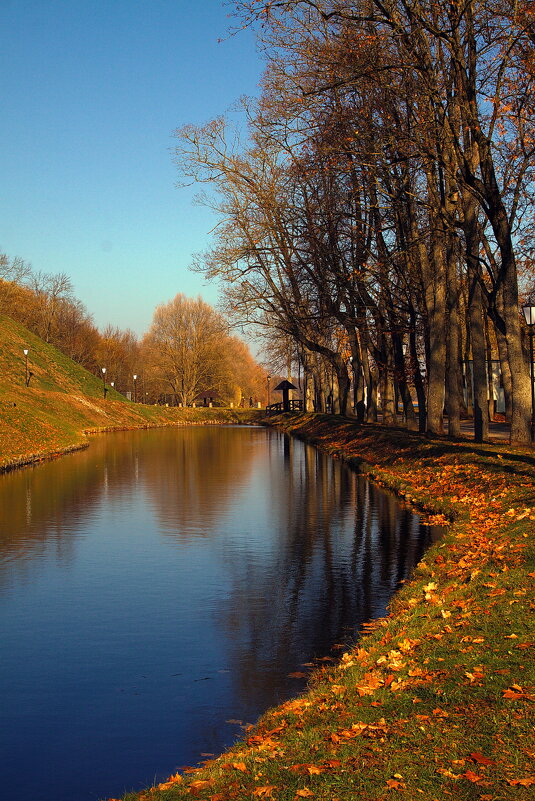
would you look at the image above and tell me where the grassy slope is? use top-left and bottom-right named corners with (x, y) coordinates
top-left (111, 413), bottom-right (534, 801)
top-left (0, 314), bottom-right (261, 470)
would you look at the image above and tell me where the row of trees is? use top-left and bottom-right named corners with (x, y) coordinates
top-left (0, 254), bottom-right (266, 405)
top-left (175, 0), bottom-right (535, 441)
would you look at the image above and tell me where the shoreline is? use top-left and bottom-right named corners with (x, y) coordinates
top-left (109, 412), bottom-right (534, 801)
top-left (1, 408), bottom-right (532, 798)
top-left (0, 407), bottom-right (265, 475)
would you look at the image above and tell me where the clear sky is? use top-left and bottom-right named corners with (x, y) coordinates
top-left (0, 0), bottom-right (263, 335)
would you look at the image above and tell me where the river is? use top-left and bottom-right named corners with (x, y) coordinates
top-left (0, 425), bottom-right (441, 801)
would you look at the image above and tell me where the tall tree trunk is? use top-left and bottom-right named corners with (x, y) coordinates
top-left (333, 355), bottom-right (351, 416)
top-left (446, 243), bottom-right (462, 437)
top-left (408, 307), bottom-right (427, 432)
top-left (360, 325), bottom-right (377, 421)
top-left (380, 354), bottom-right (396, 425)
top-left (462, 185), bottom-right (489, 443)
top-left (469, 280), bottom-right (490, 443)
top-left (392, 330), bottom-right (418, 430)
top-left (495, 326), bottom-right (513, 422)
top-left (425, 229), bottom-right (447, 435)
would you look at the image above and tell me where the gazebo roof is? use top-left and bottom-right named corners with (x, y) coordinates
top-left (274, 380), bottom-right (298, 391)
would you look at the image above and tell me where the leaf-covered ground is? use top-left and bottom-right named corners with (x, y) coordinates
top-left (109, 413), bottom-right (534, 801)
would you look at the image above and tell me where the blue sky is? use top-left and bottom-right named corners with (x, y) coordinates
top-left (0, 0), bottom-right (263, 335)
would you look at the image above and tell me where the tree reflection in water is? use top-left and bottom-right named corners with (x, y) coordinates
top-left (138, 429), bottom-right (440, 713)
top-left (0, 426), bottom-right (441, 801)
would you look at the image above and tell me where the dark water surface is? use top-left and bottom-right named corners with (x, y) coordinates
top-left (0, 426), bottom-right (440, 801)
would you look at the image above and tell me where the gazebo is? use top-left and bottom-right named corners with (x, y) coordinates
top-left (273, 379), bottom-right (298, 412)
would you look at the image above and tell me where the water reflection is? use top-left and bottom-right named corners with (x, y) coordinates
top-left (0, 426), bottom-right (440, 801)
top-left (140, 426), bottom-right (266, 537)
top-left (215, 434), bottom-right (436, 710)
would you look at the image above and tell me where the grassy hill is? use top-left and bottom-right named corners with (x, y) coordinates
top-left (0, 314), bottom-right (258, 471)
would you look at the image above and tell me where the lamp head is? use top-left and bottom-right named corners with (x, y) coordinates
top-left (522, 303), bottom-right (535, 327)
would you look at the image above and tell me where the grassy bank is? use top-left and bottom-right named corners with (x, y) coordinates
top-left (107, 412), bottom-right (534, 801)
top-left (0, 314), bottom-right (262, 471)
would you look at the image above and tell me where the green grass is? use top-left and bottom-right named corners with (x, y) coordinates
top-left (104, 413), bottom-right (534, 801)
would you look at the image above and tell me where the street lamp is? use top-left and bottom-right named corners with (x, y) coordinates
top-left (101, 367), bottom-right (107, 398)
top-left (133, 374), bottom-right (137, 403)
top-left (23, 348), bottom-right (29, 386)
top-left (522, 302), bottom-right (535, 442)
top-left (267, 374), bottom-right (271, 407)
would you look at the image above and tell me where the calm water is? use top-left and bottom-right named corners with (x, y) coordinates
top-left (0, 426), bottom-right (440, 801)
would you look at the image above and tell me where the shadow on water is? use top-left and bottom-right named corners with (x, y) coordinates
top-left (0, 427), bottom-right (442, 801)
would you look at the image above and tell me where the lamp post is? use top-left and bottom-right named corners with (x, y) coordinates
top-left (522, 303), bottom-right (535, 442)
top-left (349, 356), bottom-right (354, 412)
top-left (101, 367), bottom-right (107, 398)
top-left (267, 374), bottom-right (271, 407)
top-left (23, 348), bottom-right (29, 386)
top-left (133, 374), bottom-right (137, 403)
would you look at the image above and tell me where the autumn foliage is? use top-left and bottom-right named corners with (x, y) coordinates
top-left (176, 0), bottom-right (535, 442)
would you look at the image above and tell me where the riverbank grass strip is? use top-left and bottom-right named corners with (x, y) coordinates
top-left (109, 413), bottom-right (534, 801)
top-left (0, 313), bottom-right (264, 472)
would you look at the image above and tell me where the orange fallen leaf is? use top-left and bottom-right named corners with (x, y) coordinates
top-left (295, 789), bottom-right (314, 798)
top-left (189, 779), bottom-right (215, 795)
top-left (232, 761), bottom-right (248, 772)
top-left (436, 767), bottom-right (459, 779)
top-left (323, 760), bottom-right (342, 768)
top-left (503, 686), bottom-right (529, 700)
top-left (463, 770), bottom-right (483, 783)
top-left (252, 786), bottom-right (277, 797)
top-left (386, 779), bottom-right (405, 789)
top-left (356, 671), bottom-right (383, 696)
top-left (470, 752), bottom-right (497, 767)
top-left (507, 776), bottom-right (535, 787)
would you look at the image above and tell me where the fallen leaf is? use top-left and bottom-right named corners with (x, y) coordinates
top-left (507, 776), bottom-right (535, 787)
top-left (470, 752), bottom-right (497, 767)
top-left (356, 671), bottom-right (383, 696)
top-left (463, 770), bottom-right (483, 783)
top-left (423, 582), bottom-right (438, 592)
top-left (157, 775), bottom-right (183, 791)
top-left (188, 779), bottom-right (215, 795)
top-left (253, 786), bottom-right (277, 797)
top-left (503, 686), bottom-right (530, 700)
top-left (295, 789), bottom-right (314, 798)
